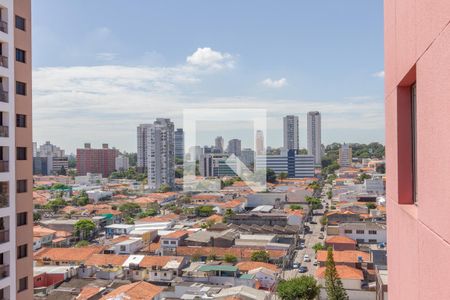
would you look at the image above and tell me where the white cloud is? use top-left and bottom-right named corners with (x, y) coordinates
top-left (261, 78), bottom-right (287, 88)
top-left (186, 47), bottom-right (235, 70)
top-left (372, 70), bottom-right (385, 78)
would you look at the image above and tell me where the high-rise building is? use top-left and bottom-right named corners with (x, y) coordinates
top-left (115, 155), bottom-right (129, 171)
top-left (256, 150), bottom-right (315, 178)
top-left (76, 143), bottom-right (119, 177)
top-left (215, 136), bottom-right (224, 153)
top-left (338, 143), bottom-right (352, 167)
top-left (137, 124), bottom-right (153, 173)
top-left (255, 130), bottom-right (265, 155)
top-left (227, 139), bottom-right (241, 157)
top-left (33, 141), bottom-right (68, 175)
top-left (307, 111), bottom-right (322, 165)
top-left (241, 148), bottom-right (255, 168)
top-left (174, 128), bottom-right (184, 160)
top-left (283, 115), bottom-right (299, 151)
top-left (385, 1), bottom-right (450, 299)
top-left (199, 153), bottom-right (240, 177)
top-left (147, 118), bottom-right (175, 190)
top-left (0, 1), bottom-right (34, 298)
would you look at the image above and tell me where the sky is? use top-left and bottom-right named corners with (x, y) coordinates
top-left (32, 0), bottom-right (385, 154)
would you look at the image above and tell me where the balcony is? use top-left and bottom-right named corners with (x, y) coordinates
top-left (0, 193), bottom-right (7, 209)
top-left (0, 162), bottom-right (7, 173)
top-left (0, 91), bottom-right (7, 103)
top-left (0, 21), bottom-right (6, 34)
top-left (0, 230), bottom-right (8, 244)
top-left (0, 126), bottom-right (7, 138)
top-left (0, 265), bottom-right (8, 280)
top-left (0, 56), bottom-right (6, 68)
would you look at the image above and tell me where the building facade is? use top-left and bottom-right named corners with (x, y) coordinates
top-left (255, 130), bottom-right (265, 155)
top-left (283, 115), bottom-right (299, 151)
top-left (0, 1), bottom-right (34, 298)
top-left (215, 136), bottom-right (224, 153)
top-left (385, 1), bottom-right (450, 299)
top-left (76, 143), bottom-right (119, 177)
top-left (240, 148), bottom-right (254, 168)
top-left (33, 141), bottom-right (68, 175)
top-left (307, 111), bottom-right (321, 165)
top-left (136, 124), bottom-right (153, 173)
top-left (115, 155), bottom-right (129, 171)
top-left (147, 118), bottom-right (175, 190)
top-left (174, 128), bottom-right (184, 160)
top-left (227, 139), bottom-right (241, 157)
top-left (256, 150), bottom-right (314, 178)
top-left (338, 143), bottom-right (352, 167)
top-left (199, 153), bottom-right (239, 177)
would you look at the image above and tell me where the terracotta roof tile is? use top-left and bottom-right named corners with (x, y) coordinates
top-left (34, 246), bottom-right (105, 263)
top-left (316, 250), bottom-right (370, 263)
top-left (236, 261), bottom-right (280, 273)
top-left (85, 254), bottom-right (128, 266)
top-left (100, 281), bottom-right (163, 300)
top-left (316, 265), bottom-right (364, 280)
top-left (325, 236), bottom-right (357, 244)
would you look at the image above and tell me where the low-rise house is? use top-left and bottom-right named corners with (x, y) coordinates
top-left (375, 266), bottom-right (388, 300)
top-left (138, 255), bottom-right (186, 283)
top-left (325, 236), bottom-right (357, 251)
top-left (326, 211), bottom-right (361, 225)
top-left (105, 224), bottom-right (135, 237)
top-left (34, 265), bottom-right (79, 289)
top-left (248, 267), bottom-right (277, 290)
top-left (227, 212), bottom-right (289, 227)
top-left (185, 229), bottom-right (237, 248)
top-left (316, 250), bottom-right (371, 268)
top-left (160, 230), bottom-right (190, 255)
top-left (33, 225), bottom-right (56, 248)
top-left (213, 285), bottom-right (270, 300)
top-left (113, 238), bottom-right (144, 255)
top-left (236, 261), bottom-right (280, 273)
top-left (316, 265), bottom-right (364, 290)
top-left (52, 230), bottom-right (75, 247)
top-left (34, 246), bottom-right (105, 266)
top-left (83, 254), bottom-right (128, 280)
top-left (339, 222), bottom-right (387, 244)
top-left (338, 203), bottom-right (369, 214)
top-left (182, 263), bottom-right (255, 287)
top-left (99, 281), bottom-right (163, 300)
top-left (246, 192), bottom-right (287, 209)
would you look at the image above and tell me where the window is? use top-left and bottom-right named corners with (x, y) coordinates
top-left (344, 229), bottom-right (352, 234)
top-left (17, 212), bottom-right (27, 226)
top-left (17, 244), bottom-right (27, 259)
top-left (18, 276), bottom-right (28, 292)
top-left (16, 114), bottom-right (26, 128)
top-left (356, 239), bottom-right (364, 243)
top-left (120, 245), bottom-right (126, 251)
top-left (411, 82), bottom-right (417, 203)
top-left (16, 81), bottom-right (26, 96)
top-left (356, 230), bottom-right (365, 234)
top-left (16, 147), bottom-right (27, 160)
top-left (154, 272), bottom-right (157, 276)
top-left (368, 230), bottom-right (377, 235)
top-left (369, 239), bottom-right (377, 243)
top-left (15, 16), bottom-right (26, 31)
top-left (163, 240), bottom-right (169, 244)
top-left (15, 49), bottom-right (26, 63)
top-left (17, 180), bottom-right (27, 193)
top-left (170, 241), bottom-right (176, 245)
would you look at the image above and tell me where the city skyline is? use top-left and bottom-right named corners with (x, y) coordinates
top-left (31, 0), bottom-right (384, 153)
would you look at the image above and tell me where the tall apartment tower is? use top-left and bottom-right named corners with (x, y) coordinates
top-left (385, 1), bottom-right (450, 299)
top-left (255, 130), bottom-right (265, 155)
top-left (307, 111), bottom-right (322, 165)
top-left (227, 139), bottom-right (241, 157)
top-left (283, 115), bottom-right (299, 151)
top-left (174, 128), bottom-right (184, 160)
top-left (0, 1), bottom-right (34, 298)
top-left (338, 143), bottom-right (352, 167)
top-left (214, 136), bottom-right (224, 153)
top-left (137, 124), bottom-right (153, 173)
top-left (147, 118), bottom-right (175, 190)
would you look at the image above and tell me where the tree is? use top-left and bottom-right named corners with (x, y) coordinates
top-left (290, 204), bottom-right (302, 210)
top-left (125, 216), bottom-right (135, 224)
top-left (224, 254), bottom-right (238, 263)
top-left (138, 208), bottom-right (158, 218)
top-left (298, 148), bottom-right (308, 155)
top-left (119, 202), bottom-right (142, 218)
top-left (44, 198), bottom-right (67, 213)
top-left (278, 172), bottom-right (288, 183)
top-left (312, 242), bottom-right (324, 253)
top-left (366, 203), bottom-right (377, 210)
top-left (75, 240), bottom-right (89, 247)
top-left (33, 212), bottom-right (41, 222)
top-left (251, 250), bottom-right (270, 262)
top-left (58, 165), bottom-right (67, 175)
top-left (305, 196), bottom-right (322, 210)
top-left (320, 216), bottom-right (328, 226)
top-left (158, 184), bottom-right (172, 193)
top-left (327, 191), bottom-right (333, 200)
top-left (356, 173), bottom-right (371, 184)
top-left (196, 206), bottom-right (214, 217)
top-left (277, 275), bottom-right (320, 300)
top-left (223, 208), bottom-right (235, 223)
top-left (266, 168), bottom-right (277, 183)
top-left (376, 164), bottom-right (386, 174)
top-left (325, 248), bottom-right (348, 300)
top-left (73, 190), bottom-right (89, 206)
top-left (175, 167), bottom-right (184, 178)
top-left (207, 254), bottom-right (217, 261)
top-left (74, 219), bottom-right (96, 240)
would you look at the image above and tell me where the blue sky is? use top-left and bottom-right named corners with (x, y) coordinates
top-left (32, 0), bottom-right (384, 153)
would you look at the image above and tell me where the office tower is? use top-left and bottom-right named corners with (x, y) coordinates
top-left (283, 115), bottom-right (299, 151)
top-left (307, 111), bottom-right (322, 165)
top-left (227, 139), bottom-right (242, 157)
top-left (76, 143), bottom-right (119, 177)
top-left (199, 153), bottom-right (240, 177)
top-left (0, 1), bottom-right (34, 298)
top-left (338, 143), bottom-right (352, 167)
top-left (147, 118), bottom-right (175, 190)
top-left (255, 130), bottom-right (265, 155)
top-left (115, 155), bottom-right (129, 171)
top-left (215, 136), bottom-right (224, 153)
top-left (241, 148), bottom-right (255, 168)
top-left (256, 150), bottom-right (315, 178)
top-left (174, 128), bottom-right (184, 160)
top-left (137, 124), bottom-right (153, 173)
top-left (33, 141), bottom-right (68, 175)
top-left (385, 1), bottom-right (450, 298)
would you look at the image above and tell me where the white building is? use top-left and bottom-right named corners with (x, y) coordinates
top-left (283, 115), bottom-right (299, 151)
top-left (137, 124), bottom-right (153, 172)
top-left (174, 128), bottom-right (184, 160)
top-left (256, 150), bottom-right (315, 178)
top-left (339, 222), bottom-right (387, 244)
top-left (115, 155), bottom-right (129, 171)
top-left (147, 118), bottom-right (175, 190)
top-left (307, 111), bottom-right (322, 165)
top-left (34, 141), bottom-right (69, 175)
top-left (363, 178), bottom-right (385, 195)
top-left (339, 143), bottom-right (352, 167)
top-left (255, 130), bottom-right (265, 155)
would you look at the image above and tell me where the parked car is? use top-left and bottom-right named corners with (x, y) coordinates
top-left (320, 227), bottom-right (325, 232)
top-left (319, 233), bottom-right (324, 239)
top-left (303, 254), bottom-right (311, 262)
top-left (293, 262), bottom-right (299, 269)
top-left (299, 266), bottom-right (308, 273)
top-left (300, 242), bottom-right (305, 248)
top-left (310, 220), bottom-right (317, 224)
top-left (313, 260), bottom-right (318, 266)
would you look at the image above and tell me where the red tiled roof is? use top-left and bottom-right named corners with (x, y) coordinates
top-left (34, 246), bottom-right (105, 263)
top-left (175, 247), bottom-right (286, 260)
top-left (85, 254), bottom-right (128, 266)
top-left (316, 265), bottom-right (364, 280)
top-left (325, 236), bottom-right (357, 245)
top-left (100, 281), bottom-right (163, 300)
top-left (316, 250), bottom-right (370, 263)
top-left (236, 261), bottom-right (280, 273)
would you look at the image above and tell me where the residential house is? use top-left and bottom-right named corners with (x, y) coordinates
top-left (325, 236), bottom-right (357, 251)
top-left (34, 246), bottom-right (105, 266)
top-left (99, 281), bottom-right (163, 300)
top-left (339, 222), bottom-right (387, 244)
top-left (316, 250), bottom-right (371, 268)
top-left (316, 265), bottom-right (364, 290)
top-left (33, 225), bottom-right (56, 248)
top-left (182, 263), bottom-right (255, 287)
top-left (248, 267), bottom-right (278, 290)
top-left (213, 285), bottom-right (270, 300)
top-left (105, 224), bottom-right (135, 237)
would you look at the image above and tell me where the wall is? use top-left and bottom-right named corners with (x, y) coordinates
top-left (385, 0), bottom-right (450, 299)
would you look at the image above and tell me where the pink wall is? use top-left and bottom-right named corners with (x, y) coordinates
top-left (385, 1), bottom-right (450, 299)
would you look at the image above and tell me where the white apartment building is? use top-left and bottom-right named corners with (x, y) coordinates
top-left (256, 150), bottom-right (315, 178)
top-left (147, 118), bottom-right (175, 190)
top-left (115, 155), bottom-right (129, 171)
top-left (136, 123), bottom-right (153, 173)
top-left (283, 115), bottom-right (299, 151)
top-left (255, 130), bottom-right (265, 155)
top-left (339, 222), bottom-right (387, 244)
top-left (338, 143), bottom-right (352, 167)
top-left (307, 111), bottom-right (322, 165)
